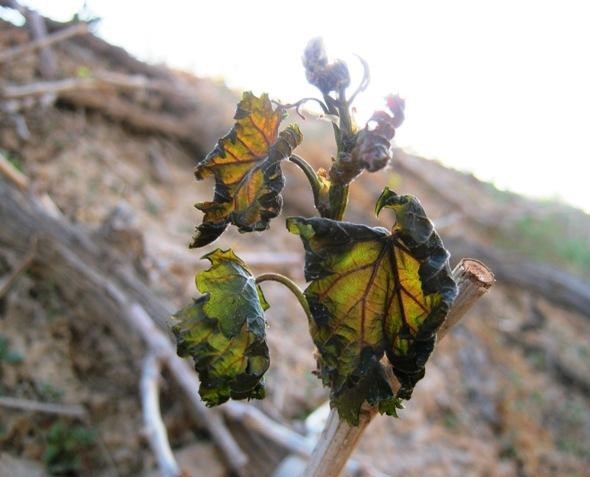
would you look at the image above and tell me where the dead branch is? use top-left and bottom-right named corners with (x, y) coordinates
top-left (223, 402), bottom-right (312, 459)
top-left (0, 396), bottom-right (87, 417)
top-left (0, 151), bottom-right (29, 190)
top-left (2, 1), bottom-right (237, 150)
top-left (0, 22), bottom-right (89, 64)
top-left (303, 258), bottom-right (495, 477)
top-left (140, 352), bottom-right (181, 477)
top-left (126, 303), bottom-right (249, 477)
top-left (23, 7), bottom-right (57, 78)
top-left (0, 1), bottom-right (231, 152)
top-left (0, 236), bottom-right (36, 299)
top-left (11, 113), bottom-right (31, 140)
top-left (58, 87), bottom-right (203, 148)
top-left (1, 72), bottom-right (169, 100)
top-left (1, 72), bottom-right (200, 148)
top-left (39, 12), bottom-right (176, 83)
top-left (0, 177), bottom-right (173, 327)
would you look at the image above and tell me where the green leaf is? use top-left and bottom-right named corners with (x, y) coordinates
top-left (287, 188), bottom-right (456, 424)
top-left (172, 249), bottom-right (270, 406)
top-left (190, 92), bottom-right (303, 247)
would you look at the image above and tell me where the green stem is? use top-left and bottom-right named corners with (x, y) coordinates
top-left (336, 87), bottom-right (352, 134)
top-left (256, 273), bottom-right (312, 322)
top-left (322, 91), bottom-right (354, 221)
top-left (289, 154), bottom-right (323, 209)
top-left (323, 94), bottom-right (342, 149)
top-left (327, 183), bottom-right (349, 220)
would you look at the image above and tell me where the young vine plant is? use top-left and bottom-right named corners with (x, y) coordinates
top-left (172, 38), bottom-right (458, 425)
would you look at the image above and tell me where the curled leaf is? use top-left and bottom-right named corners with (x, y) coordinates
top-left (287, 188), bottom-right (456, 424)
top-left (328, 95), bottom-right (405, 187)
top-left (303, 37), bottom-right (351, 95)
top-left (191, 92), bottom-right (303, 247)
top-left (172, 249), bottom-right (270, 406)
top-left (313, 167), bottom-right (333, 217)
top-left (350, 94), bottom-right (406, 173)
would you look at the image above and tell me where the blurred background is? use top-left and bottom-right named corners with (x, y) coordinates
top-left (1, 1), bottom-right (589, 476)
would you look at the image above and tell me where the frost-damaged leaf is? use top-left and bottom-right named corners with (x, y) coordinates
top-left (190, 92), bottom-right (303, 247)
top-left (172, 249), bottom-right (270, 406)
top-left (350, 94), bottom-right (405, 174)
top-left (303, 37), bottom-right (351, 95)
top-left (286, 188), bottom-right (456, 424)
top-left (329, 95), bottom-right (406, 187)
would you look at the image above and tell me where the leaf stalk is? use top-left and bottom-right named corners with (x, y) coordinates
top-left (255, 273), bottom-right (312, 322)
top-left (288, 154), bottom-right (321, 201)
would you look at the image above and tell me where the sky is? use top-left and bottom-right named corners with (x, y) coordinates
top-left (11, 0), bottom-right (590, 212)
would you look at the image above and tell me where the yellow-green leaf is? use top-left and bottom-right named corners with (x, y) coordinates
top-left (172, 249), bottom-right (270, 406)
top-left (287, 188), bottom-right (456, 424)
top-left (190, 92), bottom-right (303, 247)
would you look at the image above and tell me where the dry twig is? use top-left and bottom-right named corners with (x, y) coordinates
top-left (122, 302), bottom-right (249, 477)
top-left (0, 236), bottom-right (36, 299)
top-left (0, 22), bottom-right (89, 64)
top-left (0, 151), bottom-right (29, 190)
top-left (0, 396), bottom-right (87, 417)
top-left (140, 352), bottom-right (181, 477)
top-left (0, 72), bottom-right (169, 100)
top-left (223, 402), bottom-right (312, 459)
top-left (23, 7), bottom-right (57, 78)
